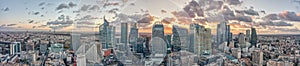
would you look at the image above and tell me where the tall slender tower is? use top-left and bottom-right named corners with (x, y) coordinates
top-left (172, 25), bottom-right (182, 52)
top-left (238, 33), bottom-right (246, 48)
top-left (250, 28), bottom-right (257, 47)
top-left (216, 22), bottom-right (229, 45)
top-left (121, 23), bottom-right (128, 49)
top-left (129, 23), bottom-right (139, 52)
top-left (246, 29), bottom-right (251, 42)
top-left (204, 28), bottom-right (212, 54)
top-left (99, 17), bottom-right (109, 49)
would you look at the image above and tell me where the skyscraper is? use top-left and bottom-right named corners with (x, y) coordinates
top-left (10, 42), bottom-right (21, 55)
top-left (250, 28), bottom-right (257, 47)
top-left (121, 23), bottom-right (128, 50)
top-left (71, 33), bottom-right (81, 51)
top-left (165, 34), bottom-right (172, 54)
top-left (129, 23), bottom-right (139, 52)
top-left (217, 22), bottom-right (229, 45)
top-left (188, 23), bottom-right (199, 53)
top-left (151, 22), bottom-right (167, 65)
top-left (188, 23), bottom-right (211, 55)
top-left (107, 26), bottom-right (116, 48)
top-left (172, 25), bottom-right (182, 52)
top-left (204, 28), bottom-right (212, 54)
top-left (238, 33), bottom-right (246, 48)
top-left (226, 25), bottom-right (231, 45)
top-left (152, 22), bottom-right (164, 39)
top-left (246, 29), bottom-right (251, 42)
top-left (99, 17), bottom-right (109, 49)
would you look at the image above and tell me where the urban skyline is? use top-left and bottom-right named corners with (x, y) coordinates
top-left (0, 0), bottom-right (300, 34)
top-left (0, 0), bottom-right (300, 66)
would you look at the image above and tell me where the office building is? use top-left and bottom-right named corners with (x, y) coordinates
top-left (172, 25), bottom-right (189, 51)
top-left (129, 23), bottom-right (138, 52)
top-left (71, 33), bottom-right (81, 52)
top-left (238, 33), bottom-right (246, 48)
top-left (152, 22), bottom-right (164, 39)
top-left (250, 28), bottom-right (257, 47)
top-left (245, 29), bottom-right (251, 42)
top-left (121, 23), bottom-right (128, 49)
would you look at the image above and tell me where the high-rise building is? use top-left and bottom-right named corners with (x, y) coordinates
top-left (238, 33), bottom-right (246, 48)
top-left (151, 22), bottom-right (167, 64)
top-left (188, 23), bottom-right (211, 55)
top-left (252, 49), bottom-right (263, 66)
top-left (171, 25), bottom-right (189, 51)
top-left (129, 23), bottom-right (139, 52)
top-left (107, 26), bottom-right (116, 48)
top-left (217, 22), bottom-right (230, 45)
top-left (71, 33), bottom-right (81, 51)
top-left (172, 25), bottom-right (182, 52)
top-left (204, 28), bottom-right (212, 54)
top-left (76, 54), bottom-right (86, 66)
top-left (10, 42), bottom-right (21, 55)
top-left (245, 29), bottom-right (251, 42)
top-left (39, 44), bottom-right (48, 54)
top-left (250, 28), bottom-right (257, 47)
top-left (99, 17), bottom-right (109, 49)
top-left (86, 44), bottom-right (101, 63)
top-left (165, 34), bottom-right (172, 54)
top-left (152, 22), bottom-right (164, 39)
top-left (188, 23), bottom-right (199, 53)
top-left (121, 23), bottom-right (128, 49)
top-left (150, 37), bottom-right (167, 64)
top-left (226, 25), bottom-right (231, 45)
top-left (99, 17), bottom-right (115, 49)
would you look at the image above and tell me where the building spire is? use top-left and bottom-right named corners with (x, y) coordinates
top-left (103, 16), bottom-right (109, 26)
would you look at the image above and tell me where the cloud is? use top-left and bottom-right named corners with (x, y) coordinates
top-left (161, 10), bottom-right (167, 13)
top-left (137, 15), bottom-right (154, 23)
top-left (56, 2), bottom-right (77, 10)
top-left (1, 7), bottom-right (9, 11)
top-left (229, 22), bottom-right (251, 28)
top-left (259, 21), bottom-right (293, 27)
top-left (57, 10), bottom-right (63, 13)
top-left (268, 27), bottom-right (300, 32)
top-left (37, 25), bottom-right (47, 28)
top-left (171, 11), bottom-right (190, 18)
top-left (77, 21), bottom-right (95, 25)
top-left (28, 20), bottom-right (34, 23)
top-left (161, 17), bottom-right (175, 24)
top-left (68, 2), bottom-right (77, 7)
top-left (89, 5), bottom-right (100, 10)
top-left (108, 8), bottom-right (119, 13)
top-left (47, 20), bottom-right (73, 25)
top-left (56, 3), bottom-right (69, 10)
top-left (76, 15), bottom-right (98, 21)
top-left (130, 3), bottom-right (135, 6)
top-left (79, 5), bottom-right (91, 11)
top-left (278, 11), bottom-right (300, 21)
top-left (6, 24), bottom-right (17, 26)
top-left (263, 14), bottom-right (280, 21)
top-left (33, 12), bottom-right (39, 15)
top-left (225, 0), bottom-right (242, 5)
top-left (39, 2), bottom-right (46, 6)
top-left (103, 2), bottom-right (119, 8)
top-left (236, 9), bottom-right (259, 16)
top-left (204, 1), bottom-right (224, 11)
top-left (235, 15), bottom-right (253, 22)
top-left (182, 0), bottom-right (204, 17)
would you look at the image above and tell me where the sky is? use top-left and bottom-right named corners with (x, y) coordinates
top-left (0, 0), bottom-right (300, 35)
